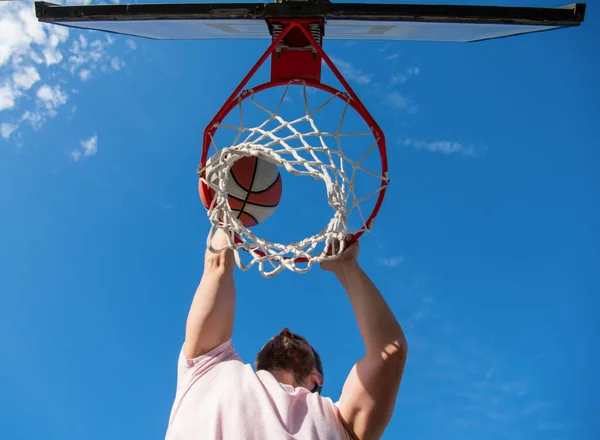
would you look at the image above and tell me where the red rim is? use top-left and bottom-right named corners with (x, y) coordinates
top-left (199, 20), bottom-right (388, 263)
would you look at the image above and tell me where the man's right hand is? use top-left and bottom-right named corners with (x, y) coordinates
top-left (320, 234), bottom-right (360, 273)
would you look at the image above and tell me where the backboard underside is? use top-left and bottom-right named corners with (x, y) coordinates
top-left (35, 2), bottom-right (586, 43)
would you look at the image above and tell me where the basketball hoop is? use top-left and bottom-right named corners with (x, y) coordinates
top-left (34, 1), bottom-right (587, 276)
top-left (198, 19), bottom-right (388, 277)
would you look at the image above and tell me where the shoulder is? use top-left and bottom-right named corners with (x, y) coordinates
top-left (176, 339), bottom-right (243, 383)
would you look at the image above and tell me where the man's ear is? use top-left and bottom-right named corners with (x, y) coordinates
top-left (312, 372), bottom-right (324, 387)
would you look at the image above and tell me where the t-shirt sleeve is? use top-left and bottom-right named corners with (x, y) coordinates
top-left (175, 339), bottom-right (242, 390)
top-left (333, 401), bottom-right (357, 440)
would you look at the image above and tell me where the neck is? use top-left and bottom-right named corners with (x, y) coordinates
top-left (269, 369), bottom-right (297, 387)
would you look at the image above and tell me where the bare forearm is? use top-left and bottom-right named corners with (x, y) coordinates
top-left (335, 261), bottom-right (406, 359)
top-left (183, 230), bottom-right (236, 359)
top-left (328, 242), bottom-right (407, 440)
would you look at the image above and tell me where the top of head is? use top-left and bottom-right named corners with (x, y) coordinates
top-left (35, 1), bottom-right (585, 43)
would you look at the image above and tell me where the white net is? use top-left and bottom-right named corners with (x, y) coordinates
top-left (199, 81), bottom-right (388, 278)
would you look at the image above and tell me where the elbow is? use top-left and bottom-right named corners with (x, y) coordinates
top-left (381, 336), bottom-right (408, 364)
top-left (379, 340), bottom-right (407, 386)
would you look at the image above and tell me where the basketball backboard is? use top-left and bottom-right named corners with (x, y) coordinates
top-left (34, 2), bottom-right (586, 43)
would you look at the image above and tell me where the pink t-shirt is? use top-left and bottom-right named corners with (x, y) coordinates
top-left (165, 339), bottom-right (352, 440)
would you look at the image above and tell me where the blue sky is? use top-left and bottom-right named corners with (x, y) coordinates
top-left (1, 1), bottom-right (599, 439)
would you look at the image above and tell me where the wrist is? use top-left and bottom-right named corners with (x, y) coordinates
top-left (332, 259), bottom-right (360, 278)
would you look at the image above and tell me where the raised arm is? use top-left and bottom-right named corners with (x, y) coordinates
top-left (321, 239), bottom-right (408, 440)
top-left (183, 229), bottom-right (236, 359)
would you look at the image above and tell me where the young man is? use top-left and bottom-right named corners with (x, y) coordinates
top-left (166, 229), bottom-right (408, 440)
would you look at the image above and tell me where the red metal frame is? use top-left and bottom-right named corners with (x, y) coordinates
top-left (270, 19), bottom-right (324, 83)
top-left (200, 19), bottom-right (388, 263)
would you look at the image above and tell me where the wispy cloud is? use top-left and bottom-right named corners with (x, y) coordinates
top-left (522, 400), bottom-right (553, 416)
top-left (125, 39), bottom-right (137, 50)
top-left (0, 84), bottom-right (19, 111)
top-left (66, 34), bottom-right (123, 78)
top-left (12, 65), bottom-right (41, 90)
top-left (402, 138), bottom-right (485, 157)
top-left (70, 134), bottom-right (98, 162)
top-left (377, 256), bottom-right (404, 267)
top-left (110, 57), bottom-right (125, 71)
top-left (1, 122), bottom-right (18, 140)
top-left (0, 1), bottom-right (68, 117)
top-left (391, 271), bottom-right (567, 440)
top-left (330, 56), bottom-right (373, 85)
top-left (78, 69), bottom-right (91, 81)
top-left (391, 66), bottom-right (420, 84)
top-left (0, 1), bottom-right (129, 142)
top-left (385, 92), bottom-right (418, 113)
top-left (37, 84), bottom-right (68, 116)
top-left (537, 421), bottom-right (566, 431)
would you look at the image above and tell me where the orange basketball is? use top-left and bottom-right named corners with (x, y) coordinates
top-left (199, 155), bottom-right (283, 227)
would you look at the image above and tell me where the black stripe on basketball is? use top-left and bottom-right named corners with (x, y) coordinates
top-left (245, 173), bottom-right (281, 208)
top-left (229, 161), bottom-right (252, 192)
top-left (250, 172), bottom-right (282, 194)
top-left (227, 188), bottom-right (280, 208)
top-left (232, 210), bottom-right (259, 226)
top-left (236, 157), bottom-right (260, 220)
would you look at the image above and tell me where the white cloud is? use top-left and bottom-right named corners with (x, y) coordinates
top-left (0, 3), bottom-right (69, 68)
top-left (81, 134), bottom-right (98, 157)
top-left (391, 66), bottom-right (420, 84)
top-left (402, 138), bottom-right (483, 157)
top-left (20, 110), bottom-right (44, 130)
top-left (125, 39), bottom-right (137, 50)
top-left (36, 84), bottom-right (68, 116)
top-left (43, 47), bottom-right (63, 65)
top-left (110, 57), bottom-right (124, 71)
top-left (501, 381), bottom-right (528, 397)
top-left (70, 134), bottom-right (98, 162)
top-left (385, 91), bottom-right (418, 113)
top-left (377, 256), bottom-right (404, 267)
top-left (78, 34), bottom-right (88, 49)
top-left (0, 2), bottom-right (71, 132)
top-left (12, 66), bottom-right (40, 90)
top-left (1, 122), bottom-right (18, 140)
top-left (65, 0), bottom-right (94, 5)
top-left (67, 34), bottom-right (118, 78)
top-left (0, 2), bottom-right (129, 141)
top-left (330, 56), bottom-right (372, 85)
top-left (70, 149), bottom-right (82, 162)
top-left (0, 84), bottom-right (20, 110)
top-left (79, 69), bottom-right (91, 81)
top-left (10, 84), bottom-right (69, 129)
top-left (0, 5), bottom-right (45, 67)
top-left (36, 85), bottom-right (55, 102)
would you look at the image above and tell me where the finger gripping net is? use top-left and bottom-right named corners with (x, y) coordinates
top-left (200, 82), bottom-right (388, 278)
